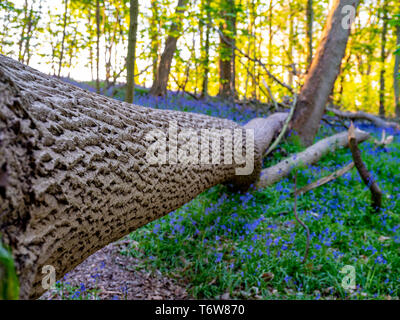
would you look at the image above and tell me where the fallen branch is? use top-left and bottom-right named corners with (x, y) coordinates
top-left (294, 162), bottom-right (354, 196)
top-left (256, 129), bottom-right (370, 189)
top-left (326, 106), bottom-right (400, 130)
top-left (348, 123), bottom-right (382, 212)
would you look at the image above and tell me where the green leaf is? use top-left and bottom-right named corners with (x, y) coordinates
top-left (0, 238), bottom-right (19, 300)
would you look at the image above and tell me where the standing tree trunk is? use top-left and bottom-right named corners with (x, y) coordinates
top-left (379, 1), bottom-right (388, 117)
top-left (395, 25), bottom-right (400, 118)
top-left (0, 54), bottom-right (290, 299)
top-left (218, 0), bottom-right (236, 99)
top-left (125, 0), bottom-right (139, 104)
top-left (95, 0), bottom-right (101, 94)
top-left (150, 0), bottom-right (160, 83)
top-left (57, 0), bottom-right (69, 77)
top-left (306, 0), bottom-right (314, 68)
top-left (200, 0), bottom-right (211, 99)
top-left (149, 0), bottom-right (189, 97)
top-left (291, 0), bottom-right (360, 146)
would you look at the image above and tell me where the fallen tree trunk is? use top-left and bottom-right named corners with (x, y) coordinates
top-left (326, 106), bottom-right (400, 130)
top-left (256, 129), bottom-right (370, 188)
top-left (0, 54), bottom-right (287, 299)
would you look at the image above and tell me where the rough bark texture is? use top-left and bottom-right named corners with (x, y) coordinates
top-left (149, 0), bottom-right (188, 97)
top-left (0, 54), bottom-right (287, 299)
top-left (291, 0), bottom-right (360, 146)
top-left (256, 129), bottom-right (370, 188)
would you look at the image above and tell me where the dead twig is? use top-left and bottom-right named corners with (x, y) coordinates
top-left (348, 122), bottom-right (383, 212)
top-left (294, 162), bottom-right (354, 196)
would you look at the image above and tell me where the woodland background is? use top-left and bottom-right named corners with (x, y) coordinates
top-left (0, 0), bottom-right (399, 115)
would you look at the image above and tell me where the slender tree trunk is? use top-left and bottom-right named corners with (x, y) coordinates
top-left (291, 0), bottom-right (360, 146)
top-left (395, 25), bottom-right (400, 118)
top-left (0, 54), bottom-right (287, 299)
top-left (149, 0), bottom-right (189, 97)
top-left (57, 0), bottom-right (69, 77)
top-left (306, 0), bottom-right (314, 68)
top-left (125, 0), bottom-right (139, 103)
top-left (218, 0), bottom-right (236, 99)
top-left (18, 0), bottom-right (28, 64)
top-left (379, 1), bottom-right (388, 117)
top-left (150, 0), bottom-right (160, 83)
top-left (288, 2), bottom-right (294, 87)
top-left (96, 0), bottom-right (101, 94)
top-left (200, 0), bottom-right (211, 99)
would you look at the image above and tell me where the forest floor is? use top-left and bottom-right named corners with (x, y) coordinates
top-left (40, 239), bottom-right (191, 300)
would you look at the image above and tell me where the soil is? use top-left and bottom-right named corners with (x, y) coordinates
top-left (39, 240), bottom-right (191, 300)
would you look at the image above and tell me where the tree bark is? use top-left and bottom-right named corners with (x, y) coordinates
top-left (149, 0), bottom-right (189, 97)
top-left (256, 128), bottom-right (369, 188)
top-left (291, 0), bottom-right (360, 146)
top-left (0, 54), bottom-right (287, 299)
top-left (125, 0), bottom-right (139, 104)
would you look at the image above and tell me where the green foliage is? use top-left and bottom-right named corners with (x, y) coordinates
top-left (0, 237), bottom-right (19, 300)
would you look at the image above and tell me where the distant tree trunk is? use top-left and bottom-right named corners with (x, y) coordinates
top-left (125, 0), bottom-right (139, 103)
top-left (57, 0), bottom-right (68, 77)
top-left (96, 0), bottom-right (101, 94)
top-left (288, 2), bottom-right (294, 87)
top-left (150, 0), bottom-right (160, 83)
top-left (379, 1), bottom-right (388, 117)
top-left (395, 25), bottom-right (400, 118)
top-left (149, 0), bottom-right (189, 97)
top-left (0, 54), bottom-right (289, 299)
top-left (291, 0), bottom-right (360, 146)
top-left (18, 0), bottom-right (28, 64)
top-left (200, 0), bottom-right (211, 99)
top-left (306, 0), bottom-right (314, 68)
top-left (218, 0), bottom-right (236, 99)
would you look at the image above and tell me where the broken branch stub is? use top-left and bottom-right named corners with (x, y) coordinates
top-left (348, 122), bottom-right (382, 212)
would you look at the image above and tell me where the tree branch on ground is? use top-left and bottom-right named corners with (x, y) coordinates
top-left (327, 106), bottom-right (400, 130)
top-left (256, 129), bottom-right (370, 189)
top-left (348, 122), bottom-right (383, 212)
top-left (294, 162), bottom-right (354, 196)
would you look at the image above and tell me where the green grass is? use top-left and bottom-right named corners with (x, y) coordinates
top-left (123, 126), bottom-right (400, 300)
